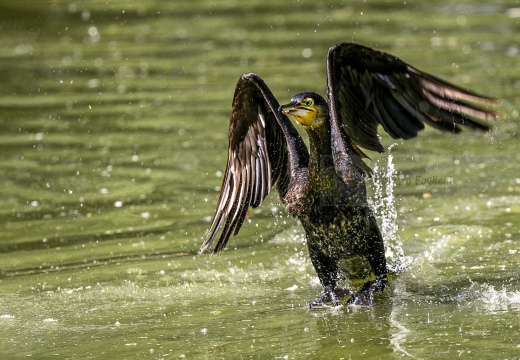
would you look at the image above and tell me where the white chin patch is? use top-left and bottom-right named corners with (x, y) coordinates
top-left (291, 109), bottom-right (310, 117)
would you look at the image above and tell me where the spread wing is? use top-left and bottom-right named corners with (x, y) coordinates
top-left (327, 42), bottom-right (500, 154)
top-left (200, 73), bottom-right (309, 254)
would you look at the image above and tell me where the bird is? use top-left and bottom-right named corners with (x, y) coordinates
top-left (199, 42), bottom-right (499, 307)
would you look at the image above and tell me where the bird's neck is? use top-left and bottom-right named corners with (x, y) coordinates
top-left (306, 118), bottom-right (334, 175)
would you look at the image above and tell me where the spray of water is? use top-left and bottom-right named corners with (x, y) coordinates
top-left (371, 144), bottom-right (411, 274)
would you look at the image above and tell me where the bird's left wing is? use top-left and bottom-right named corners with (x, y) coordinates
top-left (327, 42), bottom-right (500, 154)
top-left (200, 73), bottom-right (308, 254)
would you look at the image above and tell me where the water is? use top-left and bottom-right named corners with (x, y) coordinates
top-left (372, 144), bottom-right (412, 274)
top-left (1, 0), bottom-right (519, 358)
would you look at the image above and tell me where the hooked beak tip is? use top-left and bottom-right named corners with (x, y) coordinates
top-left (279, 102), bottom-right (296, 115)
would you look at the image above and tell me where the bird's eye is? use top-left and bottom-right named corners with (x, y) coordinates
top-left (305, 99), bottom-right (313, 107)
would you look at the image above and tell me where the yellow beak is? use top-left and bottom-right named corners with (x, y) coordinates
top-left (280, 102), bottom-right (316, 126)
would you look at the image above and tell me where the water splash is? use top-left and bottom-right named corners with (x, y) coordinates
top-left (458, 281), bottom-right (520, 313)
top-left (371, 144), bottom-right (411, 274)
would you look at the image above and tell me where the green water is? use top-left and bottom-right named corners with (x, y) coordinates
top-left (0, 0), bottom-right (519, 358)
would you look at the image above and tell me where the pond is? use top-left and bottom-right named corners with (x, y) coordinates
top-left (0, 0), bottom-right (519, 358)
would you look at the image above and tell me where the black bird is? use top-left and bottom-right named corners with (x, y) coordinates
top-left (199, 42), bottom-right (499, 307)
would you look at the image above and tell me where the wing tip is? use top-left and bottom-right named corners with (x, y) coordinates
top-left (198, 236), bottom-right (213, 255)
top-left (199, 236), bottom-right (225, 256)
top-left (241, 72), bottom-right (259, 82)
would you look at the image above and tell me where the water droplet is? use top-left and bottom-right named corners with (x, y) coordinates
top-left (301, 48), bottom-right (313, 58)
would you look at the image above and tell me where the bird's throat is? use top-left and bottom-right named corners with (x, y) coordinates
top-left (306, 121), bottom-right (334, 176)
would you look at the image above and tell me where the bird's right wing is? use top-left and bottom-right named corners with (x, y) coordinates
top-left (327, 42), bottom-right (500, 154)
top-left (200, 73), bottom-right (308, 254)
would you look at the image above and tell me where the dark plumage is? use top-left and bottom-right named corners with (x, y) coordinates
top-left (200, 42), bottom-right (499, 307)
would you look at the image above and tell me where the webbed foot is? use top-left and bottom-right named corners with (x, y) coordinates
top-left (308, 286), bottom-right (354, 308)
top-left (346, 275), bottom-right (387, 306)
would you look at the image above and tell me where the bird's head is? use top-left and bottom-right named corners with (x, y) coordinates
top-left (280, 92), bottom-right (328, 129)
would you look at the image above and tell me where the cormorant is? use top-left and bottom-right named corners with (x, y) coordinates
top-left (199, 42), bottom-right (499, 307)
